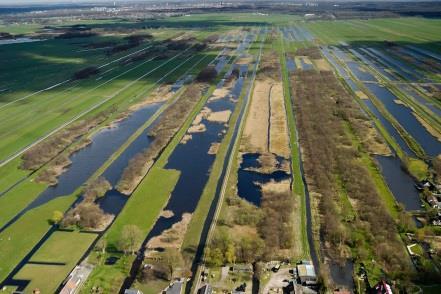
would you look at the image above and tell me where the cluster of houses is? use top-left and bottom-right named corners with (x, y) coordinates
top-left (198, 261), bottom-right (318, 294)
top-left (417, 180), bottom-right (441, 225)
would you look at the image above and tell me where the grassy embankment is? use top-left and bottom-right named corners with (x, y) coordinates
top-left (278, 30), bottom-right (310, 259)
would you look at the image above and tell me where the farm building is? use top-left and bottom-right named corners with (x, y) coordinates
top-left (165, 281), bottom-right (183, 294)
top-left (296, 263), bottom-right (317, 285)
top-left (124, 289), bottom-right (143, 294)
top-left (231, 264), bottom-right (253, 273)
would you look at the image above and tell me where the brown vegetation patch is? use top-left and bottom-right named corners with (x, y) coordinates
top-left (269, 83), bottom-right (290, 158)
top-left (195, 107), bottom-right (212, 123)
top-left (35, 154), bottom-right (72, 185)
top-left (242, 52), bottom-right (290, 160)
top-left (60, 176), bottom-right (112, 230)
top-left (236, 55), bottom-right (254, 65)
top-left (413, 111), bottom-right (441, 142)
top-left (208, 142), bottom-right (220, 155)
top-left (62, 202), bottom-right (111, 231)
top-left (147, 213), bottom-right (192, 249)
top-left (259, 181), bottom-right (295, 260)
top-left (120, 160), bottom-right (154, 195)
top-left (160, 210), bottom-right (175, 218)
top-left (207, 110), bottom-right (232, 123)
top-left (209, 78), bottom-right (236, 102)
top-left (129, 85), bottom-right (173, 112)
top-left (241, 80), bottom-right (270, 153)
top-left (21, 109), bottom-right (114, 171)
top-left (360, 121), bottom-right (391, 155)
top-left (313, 58), bottom-right (331, 71)
top-left (188, 123), bottom-right (207, 133)
top-left (257, 52), bottom-right (280, 79)
top-left (209, 87), bottom-right (230, 101)
top-left (256, 152), bottom-right (278, 173)
top-left (259, 179), bottom-right (291, 194)
top-left (296, 47), bottom-right (322, 60)
top-left (83, 176), bottom-right (112, 200)
top-left (231, 225), bottom-right (259, 240)
top-left (180, 134), bottom-right (192, 144)
top-left (355, 90), bottom-right (369, 99)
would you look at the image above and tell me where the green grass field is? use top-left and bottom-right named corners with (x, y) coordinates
top-left (305, 17), bottom-right (441, 49)
top-left (10, 231), bottom-right (97, 293)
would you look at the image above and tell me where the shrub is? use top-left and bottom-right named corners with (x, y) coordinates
top-left (196, 66), bottom-right (217, 82)
top-left (73, 66), bottom-right (100, 80)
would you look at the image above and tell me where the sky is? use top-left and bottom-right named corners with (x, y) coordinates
top-left (0, 0), bottom-right (150, 4)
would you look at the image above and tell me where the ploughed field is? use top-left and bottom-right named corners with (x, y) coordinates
top-left (0, 13), bottom-right (441, 294)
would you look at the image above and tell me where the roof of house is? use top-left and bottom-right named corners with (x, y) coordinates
top-left (199, 284), bottom-right (213, 294)
top-left (297, 264), bottom-right (316, 278)
top-left (166, 282), bottom-right (183, 294)
top-left (124, 289), bottom-right (143, 294)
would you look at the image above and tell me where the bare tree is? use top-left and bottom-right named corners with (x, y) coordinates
top-left (118, 225), bottom-right (143, 255)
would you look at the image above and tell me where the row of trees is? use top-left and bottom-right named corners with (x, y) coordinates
top-left (291, 68), bottom-right (412, 283)
top-left (56, 31), bottom-right (97, 39)
top-left (107, 34), bottom-right (149, 55)
top-left (73, 66), bottom-right (100, 80)
top-left (206, 229), bottom-right (265, 266)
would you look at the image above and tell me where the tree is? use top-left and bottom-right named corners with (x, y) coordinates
top-left (225, 243), bottom-right (236, 264)
top-left (95, 238), bottom-right (107, 254)
top-left (118, 225), bottom-right (143, 255)
top-left (432, 156), bottom-right (441, 181)
top-left (162, 248), bottom-right (183, 280)
top-left (207, 248), bottom-right (224, 266)
top-left (196, 66), bottom-right (217, 82)
top-left (50, 210), bottom-right (64, 224)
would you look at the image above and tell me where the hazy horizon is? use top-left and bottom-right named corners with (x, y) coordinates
top-left (1, 0), bottom-right (440, 6)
